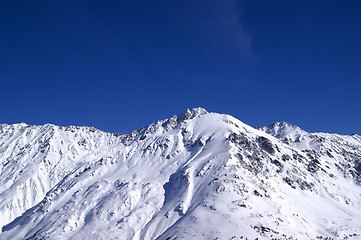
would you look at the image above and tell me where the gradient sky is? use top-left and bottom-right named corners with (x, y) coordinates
top-left (1, 0), bottom-right (361, 134)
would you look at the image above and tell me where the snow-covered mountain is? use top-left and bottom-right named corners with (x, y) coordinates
top-left (1, 108), bottom-right (360, 240)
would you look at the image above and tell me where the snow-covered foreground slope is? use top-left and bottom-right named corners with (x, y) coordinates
top-left (0, 108), bottom-right (361, 240)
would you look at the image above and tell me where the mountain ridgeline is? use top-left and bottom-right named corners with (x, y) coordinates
top-left (0, 108), bottom-right (360, 240)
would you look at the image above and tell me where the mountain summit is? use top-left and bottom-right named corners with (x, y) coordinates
top-left (0, 109), bottom-right (360, 240)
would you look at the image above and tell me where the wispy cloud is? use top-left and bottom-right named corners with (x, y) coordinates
top-left (213, 0), bottom-right (254, 60)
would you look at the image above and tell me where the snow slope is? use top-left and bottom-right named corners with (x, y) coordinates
top-left (0, 108), bottom-right (360, 240)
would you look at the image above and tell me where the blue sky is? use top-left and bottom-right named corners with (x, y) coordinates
top-left (1, 0), bottom-right (360, 134)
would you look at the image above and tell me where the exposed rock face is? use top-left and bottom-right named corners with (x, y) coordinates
top-left (0, 108), bottom-right (361, 240)
top-left (257, 136), bottom-right (276, 155)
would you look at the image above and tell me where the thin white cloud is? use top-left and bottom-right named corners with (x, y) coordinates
top-left (214, 0), bottom-right (254, 60)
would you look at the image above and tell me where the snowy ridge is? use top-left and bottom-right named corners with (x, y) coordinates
top-left (0, 108), bottom-right (361, 240)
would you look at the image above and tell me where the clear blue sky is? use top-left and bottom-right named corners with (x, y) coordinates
top-left (1, 0), bottom-right (360, 134)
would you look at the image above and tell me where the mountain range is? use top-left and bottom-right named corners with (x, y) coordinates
top-left (1, 108), bottom-right (360, 240)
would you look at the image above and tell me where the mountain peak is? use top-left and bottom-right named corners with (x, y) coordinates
top-left (178, 107), bottom-right (208, 121)
top-left (257, 121), bottom-right (307, 141)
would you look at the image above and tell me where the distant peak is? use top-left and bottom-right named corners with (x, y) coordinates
top-left (257, 121), bottom-right (308, 141)
top-left (257, 121), bottom-right (302, 131)
top-left (269, 121), bottom-right (300, 130)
